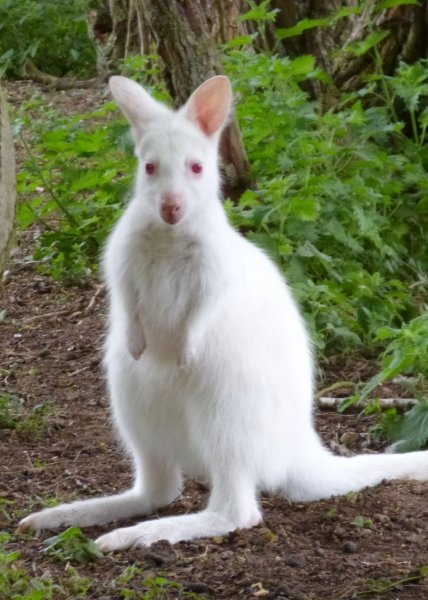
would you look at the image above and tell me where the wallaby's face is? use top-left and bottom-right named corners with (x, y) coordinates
top-left (109, 76), bottom-right (232, 226)
top-left (135, 121), bottom-right (219, 225)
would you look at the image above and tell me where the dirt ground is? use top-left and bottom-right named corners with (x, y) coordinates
top-left (1, 82), bottom-right (428, 600)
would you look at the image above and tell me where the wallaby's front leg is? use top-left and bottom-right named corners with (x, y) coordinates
top-left (127, 311), bottom-right (146, 360)
top-left (177, 296), bottom-right (219, 367)
top-left (120, 277), bottom-right (146, 360)
top-left (17, 455), bottom-right (182, 533)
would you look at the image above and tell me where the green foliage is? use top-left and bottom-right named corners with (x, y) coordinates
top-left (0, 394), bottom-right (20, 429)
top-left (0, 0), bottom-right (96, 78)
top-left (351, 515), bottom-right (373, 528)
top-left (0, 533), bottom-right (192, 599)
top-left (367, 405), bottom-right (403, 443)
top-left (275, 7), bottom-right (361, 40)
top-left (120, 575), bottom-right (206, 600)
top-left (0, 532), bottom-right (61, 600)
top-left (17, 102), bottom-right (134, 282)
top-left (356, 569), bottom-right (428, 596)
top-left (15, 402), bottom-right (52, 440)
top-left (394, 400), bottom-right (428, 452)
top-left (0, 393), bottom-right (52, 439)
top-left (224, 48), bottom-right (428, 355)
top-left (42, 527), bottom-right (103, 563)
top-left (357, 314), bottom-right (428, 403)
top-left (362, 315), bottom-right (428, 450)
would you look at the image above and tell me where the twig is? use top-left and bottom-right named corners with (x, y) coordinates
top-left (85, 284), bottom-right (105, 313)
top-left (317, 397), bottom-right (417, 410)
top-left (22, 308), bottom-right (78, 323)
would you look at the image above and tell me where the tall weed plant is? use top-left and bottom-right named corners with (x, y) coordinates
top-left (224, 49), bottom-right (428, 357)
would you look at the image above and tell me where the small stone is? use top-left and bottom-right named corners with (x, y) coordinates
top-left (374, 513), bottom-right (390, 525)
top-left (333, 525), bottom-right (347, 539)
top-left (342, 540), bottom-right (358, 554)
top-left (141, 540), bottom-right (177, 566)
top-left (285, 554), bottom-right (306, 568)
top-left (183, 581), bottom-right (214, 595)
top-left (340, 432), bottom-right (360, 447)
top-left (273, 584), bottom-right (293, 598)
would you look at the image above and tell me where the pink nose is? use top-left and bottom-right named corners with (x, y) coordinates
top-left (161, 193), bottom-right (183, 225)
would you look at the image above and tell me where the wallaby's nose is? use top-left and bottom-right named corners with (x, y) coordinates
top-left (161, 193), bottom-right (183, 225)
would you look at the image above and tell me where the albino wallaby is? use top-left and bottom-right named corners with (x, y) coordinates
top-left (19, 75), bottom-right (428, 551)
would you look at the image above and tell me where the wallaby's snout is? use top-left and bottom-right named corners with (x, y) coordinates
top-left (160, 192), bottom-right (183, 225)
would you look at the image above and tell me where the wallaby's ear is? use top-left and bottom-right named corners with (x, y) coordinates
top-left (109, 76), bottom-right (170, 142)
top-left (183, 76), bottom-right (232, 138)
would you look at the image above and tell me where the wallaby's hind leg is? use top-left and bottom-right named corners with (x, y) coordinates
top-left (18, 354), bottom-right (183, 534)
top-left (17, 453), bottom-right (182, 532)
top-left (96, 467), bottom-right (261, 551)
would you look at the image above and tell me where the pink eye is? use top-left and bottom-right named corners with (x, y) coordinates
top-left (190, 162), bottom-right (203, 174)
top-left (145, 162), bottom-right (155, 175)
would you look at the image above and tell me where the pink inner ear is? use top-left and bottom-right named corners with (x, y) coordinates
top-left (195, 105), bottom-right (226, 136)
top-left (186, 77), bottom-right (232, 137)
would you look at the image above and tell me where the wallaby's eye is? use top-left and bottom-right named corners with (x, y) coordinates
top-left (145, 162), bottom-right (156, 175)
top-left (190, 162), bottom-right (203, 175)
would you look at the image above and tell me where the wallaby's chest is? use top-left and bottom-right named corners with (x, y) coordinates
top-left (131, 229), bottom-right (203, 324)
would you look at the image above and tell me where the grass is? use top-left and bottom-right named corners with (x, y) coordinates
top-left (0, 531), bottom-right (207, 599)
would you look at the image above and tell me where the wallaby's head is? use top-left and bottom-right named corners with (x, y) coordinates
top-left (109, 75), bottom-right (232, 226)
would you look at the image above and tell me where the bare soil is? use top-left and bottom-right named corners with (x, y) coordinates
top-left (1, 81), bottom-right (428, 600)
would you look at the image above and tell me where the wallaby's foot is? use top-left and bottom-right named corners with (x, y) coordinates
top-left (17, 491), bottom-right (148, 533)
top-left (96, 510), bottom-right (239, 551)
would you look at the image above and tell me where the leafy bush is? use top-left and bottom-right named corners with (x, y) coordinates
top-left (358, 313), bottom-right (428, 402)
top-left (224, 49), bottom-right (428, 355)
top-left (362, 314), bottom-right (428, 450)
top-left (0, 0), bottom-right (96, 78)
top-left (17, 102), bottom-right (134, 281)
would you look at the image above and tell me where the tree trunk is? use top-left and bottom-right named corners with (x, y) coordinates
top-left (0, 85), bottom-right (16, 280)
top-left (139, 0), bottom-right (252, 199)
top-left (101, 0), bottom-right (252, 199)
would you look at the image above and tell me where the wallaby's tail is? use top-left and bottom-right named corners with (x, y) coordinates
top-left (286, 433), bottom-right (428, 501)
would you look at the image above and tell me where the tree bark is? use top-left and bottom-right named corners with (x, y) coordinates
top-left (138, 0), bottom-right (251, 199)
top-left (0, 84), bottom-right (16, 280)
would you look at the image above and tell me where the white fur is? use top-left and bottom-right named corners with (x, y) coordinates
top-left (19, 76), bottom-right (428, 551)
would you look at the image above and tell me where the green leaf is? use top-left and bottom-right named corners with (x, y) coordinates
top-left (420, 565), bottom-right (428, 577)
top-left (289, 197), bottom-right (319, 221)
top-left (347, 30), bottom-right (391, 56)
top-left (239, 0), bottom-right (278, 23)
top-left (224, 34), bottom-right (255, 49)
top-left (276, 17), bottom-right (331, 39)
top-left (290, 55), bottom-right (316, 76)
top-left (376, 0), bottom-right (420, 10)
top-left (70, 170), bottom-right (103, 192)
top-left (276, 7), bottom-right (360, 39)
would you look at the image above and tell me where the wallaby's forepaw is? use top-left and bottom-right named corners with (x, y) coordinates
top-left (177, 345), bottom-right (195, 368)
top-left (127, 326), bottom-right (146, 360)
